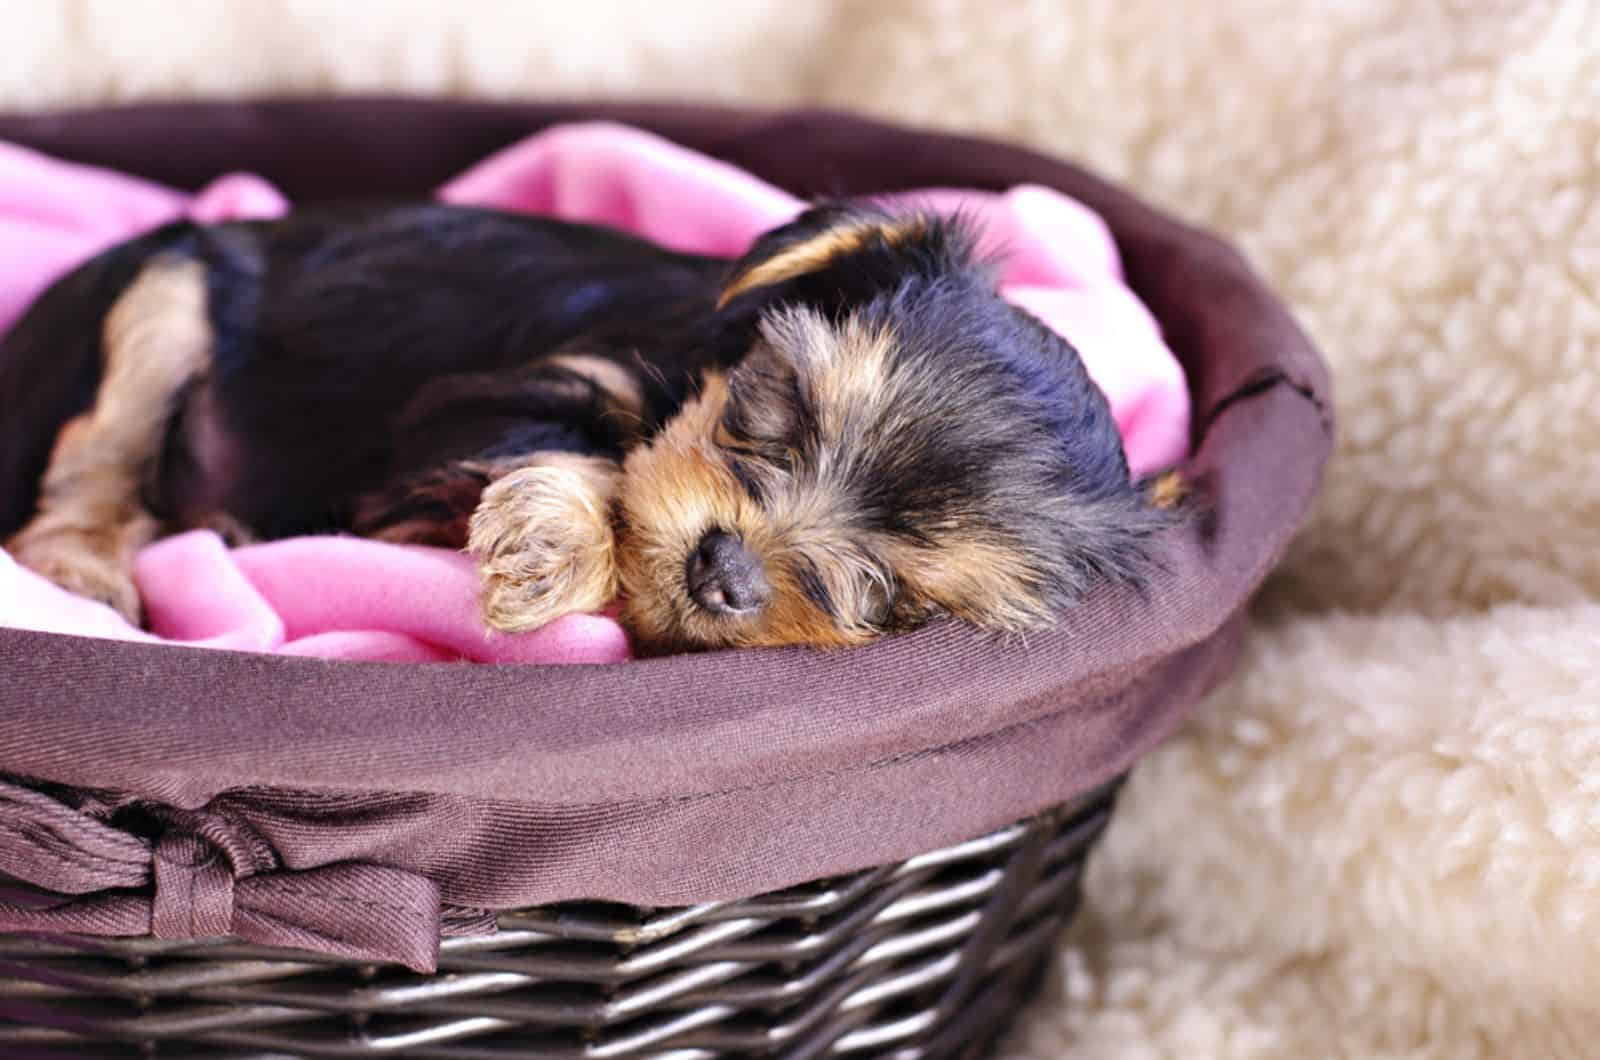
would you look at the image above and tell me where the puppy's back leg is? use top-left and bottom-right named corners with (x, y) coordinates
top-left (6, 257), bottom-right (213, 623)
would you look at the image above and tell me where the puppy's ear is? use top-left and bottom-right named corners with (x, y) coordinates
top-left (717, 204), bottom-right (980, 312)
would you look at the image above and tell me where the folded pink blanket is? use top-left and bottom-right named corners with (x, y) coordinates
top-left (0, 123), bottom-right (1189, 663)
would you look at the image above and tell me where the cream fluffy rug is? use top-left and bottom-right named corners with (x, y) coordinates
top-left (6, 2), bottom-right (1599, 1056)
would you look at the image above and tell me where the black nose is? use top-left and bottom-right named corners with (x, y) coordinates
top-left (686, 531), bottom-right (771, 616)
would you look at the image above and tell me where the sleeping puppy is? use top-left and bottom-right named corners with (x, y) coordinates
top-left (0, 202), bottom-right (1182, 654)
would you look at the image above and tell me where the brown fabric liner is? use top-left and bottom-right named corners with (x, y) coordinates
top-left (0, 101), bottom-right (1330, 955)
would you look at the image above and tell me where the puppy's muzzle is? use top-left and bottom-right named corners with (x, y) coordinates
top-left (686, 530), bottom-right (770, 617)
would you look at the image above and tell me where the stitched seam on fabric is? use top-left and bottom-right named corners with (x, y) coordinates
top-left (615, 672), bottom-right (1177, 812)
top-left (252, 887), bottom-right (429, 918)
top-left (242, 905), bottom-right (424, 935)
top-left (7, 612), bottom-right (1234, 823)
top-left (184, 858), bottom-right (198, 934)
top-left (228, 682), bottom-right (1140, 818)
top-left (1200, 369), bottom-right (1332, 439)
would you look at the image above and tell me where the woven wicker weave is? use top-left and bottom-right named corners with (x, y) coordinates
top-left (0, 781), bottom-right (1116, 1059)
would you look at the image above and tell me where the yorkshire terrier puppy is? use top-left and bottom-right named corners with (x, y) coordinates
top-left (0, 201), bottom-right (1181, 654)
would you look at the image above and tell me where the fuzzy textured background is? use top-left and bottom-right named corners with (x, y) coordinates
top-left (5, 2), bottom-right (1599, 1056)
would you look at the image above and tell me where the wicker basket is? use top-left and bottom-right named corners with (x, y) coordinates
top-left (1, 782), bottom-right (1115, 1059)
top-left (0, 100), bottom-right (1332, 1059)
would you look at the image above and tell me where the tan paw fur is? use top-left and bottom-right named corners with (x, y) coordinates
top-left (9, 524), bottom-right (146, 624)
top-left (467, 456), bottom-right (620, 634)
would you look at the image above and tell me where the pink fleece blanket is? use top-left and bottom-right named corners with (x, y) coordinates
top-left (0, 123), bottom-right (1189, 664)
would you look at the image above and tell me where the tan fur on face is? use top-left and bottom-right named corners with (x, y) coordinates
top-left (880, 535), bottom-right (1049, 634)
top-left (6, 257), bottom-right (213, 622)
top-left (717, 217), bottom-right (928, 308)
top-left (1148, 468), bottom-right (1188, 510)
top-left (768, 308), bottom-right (1059, 631)
top-left (468, 452), bottom-right (622, 633)
top-left (616, 305), bottom-right (1088, 650)
top-left (615, 326), bottom-right (924, 653)
top-left (762, 307), bottom-right (905, 449)
top-left (616, 372), bottom-right (866, 651)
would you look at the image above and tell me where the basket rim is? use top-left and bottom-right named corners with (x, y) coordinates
top-left (0, 98), bottom-right (1331, 807)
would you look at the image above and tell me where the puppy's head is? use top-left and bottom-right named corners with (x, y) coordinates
top-left (616, 204), bottom-right (1175, 653)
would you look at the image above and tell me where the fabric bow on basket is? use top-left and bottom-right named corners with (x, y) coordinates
top-left (0, 778), bottom-right (469, 973)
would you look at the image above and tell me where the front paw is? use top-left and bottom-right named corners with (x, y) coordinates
top-left (468, 462), bottom-right (619, 634)
top-left (10, 528), bottom-right (143, 625)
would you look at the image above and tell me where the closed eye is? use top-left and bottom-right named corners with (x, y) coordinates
top-left (795, 559), bottom-right (835, 617)
top-left (726, 455), bottom-right (768, 503)
top-left (860, 568), bottom-right (895, 626)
